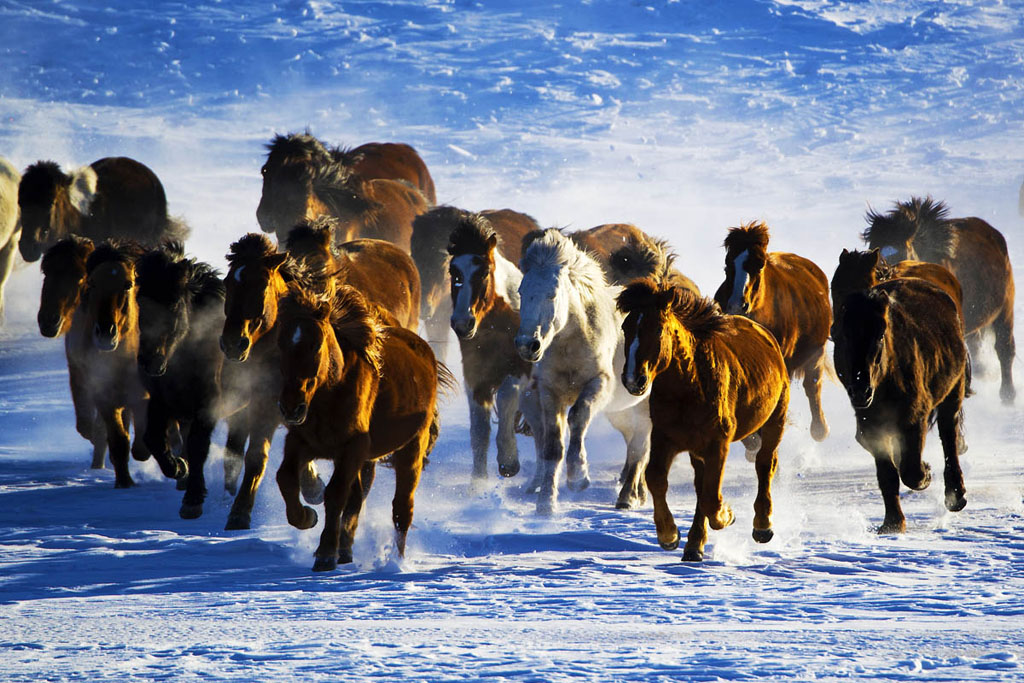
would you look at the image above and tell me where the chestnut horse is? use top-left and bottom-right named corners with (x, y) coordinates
top-left (17, 157), bottom-right (187, 263)
top-left (446, 213), bottom-right (533, 482)
top-left (832, 278), bottom-right (969, 533)
top-left (39, 237), bottom-right (106, 467)
top-left (219, 228), bottom-right (419, 529)
top-left (256, 133), bottom-right (431, 249)
top-left (863, 197), bottom-right (1015, 402)
top-left (713, 221), bottom-right (830, 444)
top-left (275, 285), bottom-right (449, 571)
top-left (0, 158), bottom-right (21, 322)
top-left (617, 280), bottom-right (789, 562)
top-left (412, 206), bottom-right (539, 358)
top-left (571, 223), bottom-right (700, 293)
top-left (75, 242), bottom-right (151, 488)
top-left (136, 243), bottom-right (237, 519)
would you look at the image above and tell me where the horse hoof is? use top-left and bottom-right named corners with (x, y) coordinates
top-left (615, 494), bottom-right (641, 510)
top-left (301, 475), bottom-right (326, 506)
top-left (179, 503), bottom-right (204, 520)
top-left (681, 548), bottom-right (703, 562)
top-left (566, 474), bottom-right (590, 493)
top-left (337, 549), bottom-right (354, 565)
top-left (312, 556), bottom-right (337, 572)
top-left (498, 460), bottom-right (521, 478)
top-left (810, 422), bottom-right (829, 442)
top-left (224, 482), bottom-right (239, 497)
top-left (114, 478), bottom-right (135, 489)
top-left (876, 520), bottom-right (906, 535)
top-left (224, 513), bottom-right (251, 531)
top-left (536, 497), bottom-right (557, 517)
top-left (752, 527), bottom-right (774, 544)
top-left (1000, 385), bottom-right (1016, 405)
top-left (744, 449), bottom-right (757, 463)
top-left (297, 506), bottom-right (318, 530)
top-left (945, 491), bottom-right (967, 512)
top-left (659, 535), bottom-right (680, 551)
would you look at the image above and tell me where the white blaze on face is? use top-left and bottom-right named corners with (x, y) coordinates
top-left (450, 254), bottom-right (479, 318)
top-left (625, 313), bottom-right (643, 381)
top-left (234, 265), bottom-right (245, 282)
top-left (291, 326), bottom-right (302, 345)
top-left (880, 246), bottom-right (899, 262)
top-left (728, 250), bottom-right (750, 310)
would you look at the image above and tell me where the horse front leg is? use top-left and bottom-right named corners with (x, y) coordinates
top-left (68, 362), bottom-right (106, 468)
top-left (607, 405), bottom-right (651, 510)
top-left (803, 348), bottom-right (829, 441)
top-left (752, 385), bottom-right (788, 543)
top-left (277, 431), bottom-right (318, 531)
top-left (936, 382), bottom-right (967, 513)
top-left (338, 461), bottom-right (377, 565)
top-left (517, 378), bottom-right (544, 493)
top-left (0, 228), bottom-right (18, 324)
top-left (390, 428), bottom-right (429, 558)
top-left (645, 432), bottom-right (682, 553)
top-left (143, 398), bottom-right (187, 482)
top-left (993, 306), bottom-right (1016, 404)
top-left (495, 376), bottom-right (523, 478)
top-left (874, 456), bottom-right (905, 534)
top-left (225, 404), bottom-right (275, 530)
top-left (179, 416), bottom-right (215, 520)
top-left (564, 374), bottom-right (610, 492)
top-left (895, 421), bottom-right (931, 492)
top-left (536, 387), bottom-right (568, 515)
top-left (222, 410), bottom-right (248, 497)
top-left (314, 438), bottom-right (367, 572)
top-left (694, 440), bottom-right (735, 532)
top-left (99, 403), bottom-right (134, 489)
top-left (467, 389), bottom-right (493, 482)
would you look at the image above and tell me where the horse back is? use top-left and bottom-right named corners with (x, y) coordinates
top-left (87, 157), bottom-right (169, 244)
top-left (368, 327), bottom-right (438, 455)
top-left (350, 142), bottom-right (436, 205)
top-left (338, 238), bottom-right (421, 330)
top-left (481, 209), bottom-right (541, 263)
top-left (891, 261), bottom-right (963, 317)
top-left (947, 217), bottom-right (1013, 333)
top-left (360, 178), bottom-right (431, 252)
top-left (760, 252), bottom-right (831, 370)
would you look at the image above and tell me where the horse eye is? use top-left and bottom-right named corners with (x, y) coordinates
top-left (260, 166), bottom-right (267, 176)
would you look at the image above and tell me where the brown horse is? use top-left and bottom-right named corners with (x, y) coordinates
top-left (275, 284), bottom-right (448, 571)
top-left (286, 218), bottom-right (421, 330)
top-left (17, 157), bottom-right (187, 263)
top-left (617, 280), bottom-right (789, 562)
top-left (446, 212), bottom-right (533, 481)
top-left (74, 242), bottom-right (151, 488)
top-left (571, 223), bottom-right (700, 292)
top-left (832, 278), bottom-right (969, 533)
top-left (256, 133), bottom-right (431, 248)
top-left (39, 236), bottom-right (106, 467)
top-left (334, 141), bottom-right (436, 204)
top-left (863, 197), bottom-right (1015, 402)
top-left (412, 206), bottom-right (539, 357)
top-left (712, 221), bottom-right (831, 443)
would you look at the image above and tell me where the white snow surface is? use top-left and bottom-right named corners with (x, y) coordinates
top-left (1, 1), bottom-right (1023, 680)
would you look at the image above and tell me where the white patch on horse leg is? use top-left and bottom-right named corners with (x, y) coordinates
top-left (68, 166), bottom-right (99, 216)
top-left (625, 313), bottom-right (643, 382)
top-left (728, 250), bottom-right (749, 310)
top-left (233, 265), bottom-right (245, 282)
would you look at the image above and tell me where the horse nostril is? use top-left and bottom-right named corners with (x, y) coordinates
top-left (529, 339), bottom-right (540, 354)
top-left (239, 337), bottom-right (250, 351)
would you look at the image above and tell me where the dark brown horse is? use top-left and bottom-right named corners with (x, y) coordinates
top-left (74, 242), bottom-right (151, 488)
top-left (863, 197), bottom-right (1015, 402)
top-left (335, 141), bottom-right (436, 204)
top-left (39, 236), bottom-right (106, 468)
top-left (446, 213), bottom-right (533, 481)
top-left (17, 157), bottom-right (187, 263)
top-left (832, 278), bottom-right (969, 533)
top-left (256, 133), bottom-right (431, 248)
top-left (617, 280), bottom-right (789, 561)
top-left (275, 284), bottom-right (448, 571)
top-left (571, 223), bottom-right (700, 292)
top-left (713, 221), bottom-right (831, 443)
top-left (412, 205), bottom-right (539, 357)
top-left (136, 243), bottom-right (235, 519)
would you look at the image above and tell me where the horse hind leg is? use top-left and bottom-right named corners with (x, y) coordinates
top-left (607, 407), bottom-right (651, 510)
top-left (222, 411), bottom-right (248, 497)
top-left (494, 376), bottom-right (523, 479)
top-left (803, 349), bottom-right (829, 442)
top-left (338, 461), bottom-right (377, 565)
top-left (874, 456), bottom-right (906, 534)
top-left (992, 306), bottom-right (1016, 404)
top-left (390, 428), bottom-right (429, 558)
top-left (468, 391), bottom-right (493, 483)
top-left (752, 385), bottom-right (788, 544)
top-left (936, 383), bottom-right (968, 513)
top-left (102, 405), bottom-right (135, 489)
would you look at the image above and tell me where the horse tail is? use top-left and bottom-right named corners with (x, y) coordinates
top-left (963, 350), bottom-right (974, 398)
top-left (436, 359), bottom-right (459, 400)
top-left (821, 349), bottom-right (839, 384)
top-left (164, 214), bottom-right (192, 244)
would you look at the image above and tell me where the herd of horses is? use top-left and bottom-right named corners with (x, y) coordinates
top-left (0, 134), bottom-right (1015, 571)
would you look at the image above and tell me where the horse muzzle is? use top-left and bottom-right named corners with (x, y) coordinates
top-left (140, 354), bottom-right (169, 377)
top-left (514, 335), bottom-right (543, 363)
top-left (279, 400), bottom-right (308, 426)
top-left (623, 373), bottom-right (650, 397)
top-left (38, 314), bottom-right (62, 338)
top-left (725, 301), bottom-right (750, 315)
top-left (848, 386), bottom-right (874, 410)
top-left (93, 325), bottom-right (120, 352)
top-left (19, 240), bottom-right (42, 263)
top-left (220, 334), bottom-right (251, 362)
top-left (451, 316), bottom-right (477, 340)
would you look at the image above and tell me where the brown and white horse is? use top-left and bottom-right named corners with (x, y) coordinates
top-left (256, 133), bottom-right (431, 249)
top-left (618, 280), bottom-right (789, 561)
top-left (412, 205), bottom-right (539, 358)
top-left (17, 157), bottom-right (187, 263)
top-left (862, 197), bottom-right (1015, 402)
top-left (275, 284), bottom-right (449, 571)
top-left (713, 221), bottom-right (831, 443)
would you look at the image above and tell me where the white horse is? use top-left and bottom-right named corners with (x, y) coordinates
top-left (0, 158), bottom-right (22, 323)
top-left (515, 228), bottom-right (652, 514)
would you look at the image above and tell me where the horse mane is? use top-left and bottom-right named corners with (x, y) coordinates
top-left (862, 196), bottom-right (957, 259)
top-left (722, 220), bottom-right (771, 255)
top-left (446, 210), bottom-right (496, 256)
top-left (281, 284), bottom-right (386, 376)
top-left (137, 242), bottom-right (224, 308)
top-left (411, 206), bottom-right (467, 264)
top-left (84, 240), bottom-right (144, 274)
top-left (608, 234), bottom-right (677, 284)
top-left (265, 132), bottom-right (334, 168)
top-left (618, 278), bottom-right (727, 340)
top-left (40, 235), bottom-right (93, 276)
top-left (20, 161), bottom-right (67, 199)
top-left (519, 228), bottom-right (606, 296)
top-left (226, 232), bottom-right (277, 265)
top-left (285, 216), bottom-right (337, 257)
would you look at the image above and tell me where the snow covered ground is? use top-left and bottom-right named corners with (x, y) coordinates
top-left (1, 1), bottom-right (1023, 680)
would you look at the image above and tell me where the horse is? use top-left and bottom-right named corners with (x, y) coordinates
top-left (71, 241), bottom-right (153, 488)
top-left (286, 218), bottom-right (421, 330)
top-left (38, 236), bottom-right (107, 468)
top-left (832, 278), bottom-right (969, 533)
top-left (256, 133), bottom-right (431, 249)
top-left (218, 226), bottom-right (418, 529)
top-left (17, 157), bottom-right (187, 263)
top-left (570, 223), bottom-right (700, 293)
top-left (412, 205), bottom-right (539, 358)
top-left (515, 228), bottom-right (654, 513)
top-left (830, 248), bottom-right (963, 330)
top-left (446, 212), bottom-right (534, 482)
top-left (333, 140), bottom-right (436, 205)
top-left (0, 158), bottom-right (22, 322)
top-left (617, 280), bottom-right (790, 561)
top-left (862, 197), bottom-right (1015, 402)
top-left (275, 284), bottom-right (449, 571)
top-left (136, 243), bottom-right (237, 519)
top-left (712, 221), bottom-right (831, 444)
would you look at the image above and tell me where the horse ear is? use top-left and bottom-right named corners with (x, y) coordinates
top-left (315, 299), bottom-right (332, 321)
top-left (867, 249), bottom-right (882, 267)
top-left (839, 248), bottom-right (850, 261)
top-left (172, 260), bottom-right (190, 285)
top-left (265, 252), bottom-right (288, 272)
top-left (486, 233), bottom-right (498, 252)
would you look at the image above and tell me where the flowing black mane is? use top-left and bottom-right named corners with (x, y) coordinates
top-left (723, 221), bottom-right (771, 256)
top-left (85, 240), bottom-right (143, 274)
top-left (862, 196), bottom-right (957, 260)
top-left (446, 210), bottom-right (496, 257)
top-left (18, 161), bottom-right (67, 204)
top-left (137, 242), bottom-right (224, 309)
top-left (618, 278), bottom-right (727, 339)
top-left (40, 235), bottom-right (92, 276)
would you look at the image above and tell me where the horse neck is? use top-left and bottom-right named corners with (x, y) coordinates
top-left (662, 315), bottom-right (708, 392)
top-left (492, 250), bottom-right (522, 310)
top-left (317, 323), bottom-right (348, 389)
top-left (49, 187), bottom-right (81, 238)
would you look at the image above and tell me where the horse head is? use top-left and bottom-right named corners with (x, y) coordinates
top-left (835, 289), bottom-right (892, 410)
top-left (18, 161), bottom-right (94, 262)
top-left (447, 212), bottom-right (500, 341)
top-left (38, 236), bottom-right (94, 338)
top-left (83, 242), bottom-right (139, 352)
top-left (413, 206), bottom-right (468, 321)
top-left (715, 221), bottom-right (770, 315)
top-left (222, 233), bottom-right (289, 362)
top-left (616, 279), bottom-right (681, 396)
top-left (515, 229), bottom-right (583, 362)
top-left (257, 133), bottom-right (334, 238)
